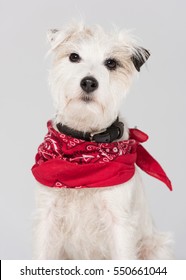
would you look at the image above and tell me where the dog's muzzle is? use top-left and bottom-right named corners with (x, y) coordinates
top-left (80, 76), bottom-right (98, 93)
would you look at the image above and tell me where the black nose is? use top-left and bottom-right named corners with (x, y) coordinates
top-left (80, 76), bottom-right (98, 93)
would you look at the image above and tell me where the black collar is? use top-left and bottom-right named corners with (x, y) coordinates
top-left (56, 118), bottom-right (124, 143)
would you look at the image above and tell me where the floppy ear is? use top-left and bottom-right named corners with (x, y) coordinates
top-left (131, 47), bottom-right (150, 72)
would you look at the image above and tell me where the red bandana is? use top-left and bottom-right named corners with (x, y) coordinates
top-left (31, 121), bottom-right (172, 191)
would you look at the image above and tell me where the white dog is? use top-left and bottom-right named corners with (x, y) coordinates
top-left (32, 23), bottom-right (173, 259)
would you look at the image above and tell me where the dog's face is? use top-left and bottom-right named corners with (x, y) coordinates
top-left (48, 23), bottom-right (150, 131)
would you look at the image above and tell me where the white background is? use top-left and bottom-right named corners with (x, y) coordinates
top-left (0, 0), bottom-right (185, 259)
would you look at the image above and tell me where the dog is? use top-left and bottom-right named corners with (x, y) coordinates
top-left (32, 22), bottom-right (174, 259)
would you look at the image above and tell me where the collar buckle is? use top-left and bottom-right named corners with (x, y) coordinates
top-left (90, 129), bottom-right (107, 142)
top-left (56, 118), bottom-right (124, 143)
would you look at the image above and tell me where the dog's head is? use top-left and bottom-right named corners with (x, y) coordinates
top-left (48, 23), bottom-right (150, 131)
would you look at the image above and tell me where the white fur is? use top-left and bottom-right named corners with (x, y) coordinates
top-left (33, 23), bottom-right (174, 259)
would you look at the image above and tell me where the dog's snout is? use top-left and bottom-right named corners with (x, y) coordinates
top-left (80, 76), bottom-right (98, 93)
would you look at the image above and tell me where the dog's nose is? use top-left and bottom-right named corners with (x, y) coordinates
top-left (80, 76), bottom-right (98, 93)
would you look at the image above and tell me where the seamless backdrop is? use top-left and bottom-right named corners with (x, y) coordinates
top-left (0, 0), bottom-right (185, 259)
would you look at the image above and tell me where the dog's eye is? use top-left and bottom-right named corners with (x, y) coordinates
top-left (69, 53), bottom-right (81, 63)
top-left (104, 59), bottom-right (117, 70)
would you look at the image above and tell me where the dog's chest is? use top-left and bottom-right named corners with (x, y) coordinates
top-left (36, 186), bottom-right (112, 258)
top-left (57, 188), bottom-right (112, 259)
top-left (37, 177), bottom-right (137, 259)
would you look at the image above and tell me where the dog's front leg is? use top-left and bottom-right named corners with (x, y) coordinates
top-left (109, 218), bottom-right (137, 260)
top-left (33, 213), bottom-right (68, 260)
top-left (33, 186), bottom-right (67, 260)
top-left (100, 182), bottom-right (138, 260)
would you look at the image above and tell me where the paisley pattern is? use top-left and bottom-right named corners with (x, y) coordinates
top-left (32, 121), bottom-right (172, 190)
top-left (36, 121), bottom-right (137, 165)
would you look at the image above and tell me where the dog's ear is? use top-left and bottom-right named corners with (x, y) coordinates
top-left (47, 29), bottom-right (60, 43)
top-left (47, 29), bottom-right (64, 50)
top-left (131, 47), bottom-right (150, 72)
top-left (47, 22), bottom-right (86, 50)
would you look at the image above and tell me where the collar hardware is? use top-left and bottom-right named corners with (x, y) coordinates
top-left (56, 118), bottom-right (124, 143)
top-left (90, 128), bottom-right (107, 141)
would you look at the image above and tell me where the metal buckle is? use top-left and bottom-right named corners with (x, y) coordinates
top-left (90, 128), bottom-right (106, 141)
top-left (115, 121), bottom-right (124, 139)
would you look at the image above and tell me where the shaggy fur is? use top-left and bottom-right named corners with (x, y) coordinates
top-left (33, 22), bottom-right (173, 259)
